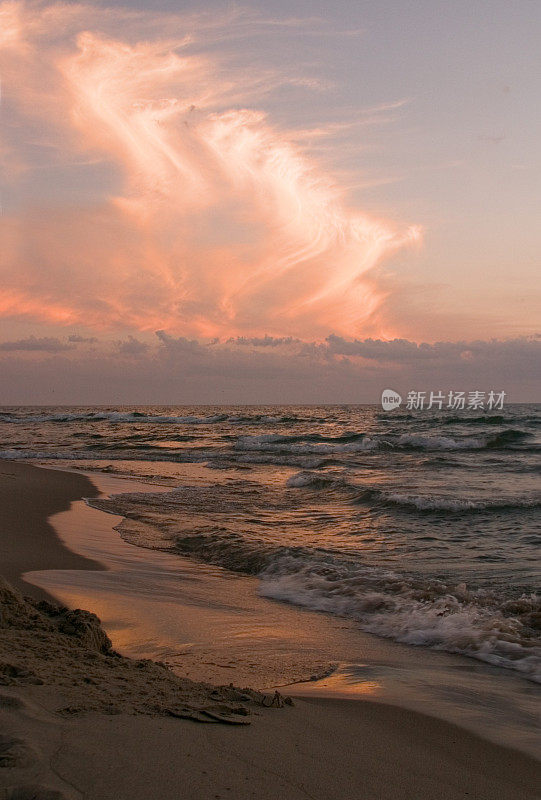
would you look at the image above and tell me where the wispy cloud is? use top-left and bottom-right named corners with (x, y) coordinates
top-left (0, 0), bottom-right (419, 341)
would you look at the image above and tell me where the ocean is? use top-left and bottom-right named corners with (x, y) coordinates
top-left (1, 404), bottom-right (540, 682)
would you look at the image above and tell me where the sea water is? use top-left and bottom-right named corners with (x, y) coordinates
top-left (1, 404), bottom-right (539, 681)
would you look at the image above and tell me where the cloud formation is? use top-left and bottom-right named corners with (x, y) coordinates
top-left (326, 334), bottom-right (541, 363)
top-left (227, 335), bottom-right (300, 347)
top-left (0, 335), bottom-right (73, 352)
top-left (0, 1), bottom-right (419, 341)
top-left (0, 332), bottom-right (538, 403)
top-left (68, 334), bottom-right (97, 343)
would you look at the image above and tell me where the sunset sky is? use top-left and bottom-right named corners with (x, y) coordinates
top-left (1, 0), bottom-right (539, 403)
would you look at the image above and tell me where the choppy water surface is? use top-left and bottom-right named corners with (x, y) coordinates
top-left (1, 404), bottom-right (539, 680)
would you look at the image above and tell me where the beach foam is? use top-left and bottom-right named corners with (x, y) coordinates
top-left (259, 554), bottom-right (541, 682)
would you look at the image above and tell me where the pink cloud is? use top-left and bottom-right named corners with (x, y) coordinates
top-left (0, 1), bottom-right (420, 339)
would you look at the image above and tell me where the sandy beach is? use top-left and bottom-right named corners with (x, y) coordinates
top-left (0, 462), bottom-right (103, 602)
top-left (1, 461), bottom-right (540, 800)
top-left (3, 0), bottom-right (540, 795)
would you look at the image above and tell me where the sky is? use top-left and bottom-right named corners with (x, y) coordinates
top-left (0, 0), bottom-right (539, 403)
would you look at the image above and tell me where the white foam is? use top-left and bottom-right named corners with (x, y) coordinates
top-left (383, 493), bottom-right (541, 512)
top-left (259, 557), bottom-right (541, 682)
top-left (286, 472), bottom-right (323, 487)
top-left (235, 435), bottom-right (377, 454)
top-left (396, 433), bottom-right (482, 450)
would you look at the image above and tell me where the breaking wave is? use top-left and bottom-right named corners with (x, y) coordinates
top-left (235, 433), bottom-right (379, 454)
top-left (89, 486), bottom-right (541, 683)
top-left (234, 429), bottom-right (536, 455)
top-left (3, 402), bottom-right (540, 684)
top-left (259, 553), bottom-right (541, 682)
top-left (381, 493), bottom-right (541, 512)
top-left (285, 471), bottom-right (541, 513)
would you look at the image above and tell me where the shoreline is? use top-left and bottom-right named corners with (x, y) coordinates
top-left (1, 460), bottom-right (539, 799)
top-left (0, 461), bottom-right (104, 602)
top-left (26, 462), bottom-right (540, 753)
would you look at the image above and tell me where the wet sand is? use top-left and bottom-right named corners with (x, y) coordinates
top-left (1, 461), bottom-right (539, 800)
top-left (0, 461), bottom-right (102, 601)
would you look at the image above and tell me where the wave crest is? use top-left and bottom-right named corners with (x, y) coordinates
top-left (259, 554), bottom-right (541, 681)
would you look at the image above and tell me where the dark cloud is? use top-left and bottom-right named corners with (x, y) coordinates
top-left (326, 334), bottom-right (541, 364)
top-left (155, 330), bottom-right (207, 355)
top-left (0, 333), bottom-right (538, 403)
top-left (0, 336), bottom-right (73, 352)
top-left (68, 334), bottom-right (98, 343)
top-left (326, 335), bottom-right (424, 359)
top-left (116, 336), bottom-right (149, 357)
top-left (228, 335), bottom-right (299, 347)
